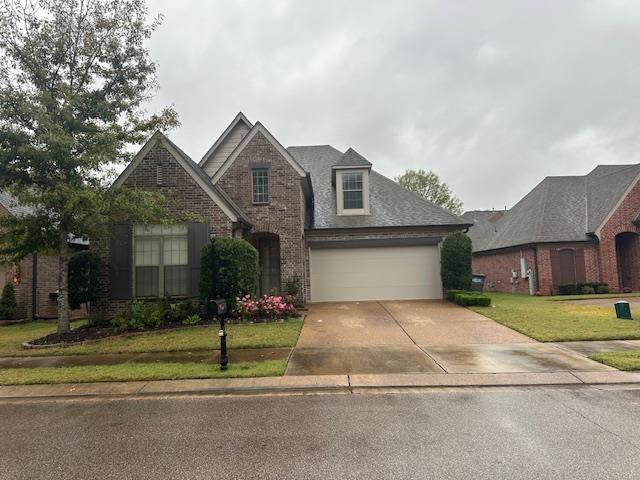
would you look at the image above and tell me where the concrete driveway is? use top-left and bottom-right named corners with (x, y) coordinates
top-left (286, 300), bottom-right (613, 375)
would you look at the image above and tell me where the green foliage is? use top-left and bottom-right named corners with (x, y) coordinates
top-left (559, 283), bottom-right (610, 295)
top-left (110, 301), bottom-right (161, 332)
top-left (451, 291), bottom-right (491, 307)
top-left (446, 289), bottom-right (466, 301)
top-left (68, 251), bottom-right (100, 310)
top-left (157, 297), bottom-right (196, 324)
top-left (285, 276), bottom-right (301, 297)
top-left (596, 284), bottom-right (610, 294)
top-left (441, 232), bottom-right (472, 291)
top-left (0, 282), bottom-right (17, 319)
top-left (182, 314), bottom-right (202, 326)
top-left (200, 239), bottom-right (259, 313)
top-left (0, 0), bottom-right (178, 332)
top-left (558, 284), bottom-right (578, 295)
top-left (395, 169), bottom-right (464, 214)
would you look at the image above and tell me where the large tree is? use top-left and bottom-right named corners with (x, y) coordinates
top-left (0, 0), bottom-right (178, 333)
top-left (395, 169), bottom-right (464, 215)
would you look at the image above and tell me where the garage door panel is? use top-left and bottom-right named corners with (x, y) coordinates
top-left (310, 246), bottom-right (442, 302)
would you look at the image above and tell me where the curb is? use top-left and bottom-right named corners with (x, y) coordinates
top-left (3, 371), bottom-right (640, 400)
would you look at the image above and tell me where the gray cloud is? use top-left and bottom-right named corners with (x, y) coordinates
top-left (145, 0), bottom-right (640, 210)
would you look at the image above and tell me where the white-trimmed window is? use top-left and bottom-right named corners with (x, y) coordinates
top-left (252, 169), bottom-right (269, 204)
top-left (133, 224), bottom-right (188, 297)
top-left (336, 169), bottom-right (370, 215)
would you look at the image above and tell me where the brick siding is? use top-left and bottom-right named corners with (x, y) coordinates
top-left (93, 143), bottom-right (235, 321)
top-left (217, 131), bottom-right (307, 298)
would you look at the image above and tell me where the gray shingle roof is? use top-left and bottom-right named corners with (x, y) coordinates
top-left (0, 191), bottom-right (34, 217)
top-left (333, 148), bottom-right (372, 167)
top-left (461, 210), bottom-right (505, 251)
top-left (288, 145), bottom-right (469, 230)
top-left (466, 164), bottom-right (640, 252)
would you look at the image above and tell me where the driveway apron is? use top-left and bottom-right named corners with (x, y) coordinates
top-left (286, 300), bottom-right (612, 376)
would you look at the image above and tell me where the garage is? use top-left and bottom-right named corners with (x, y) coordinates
top-left (309, 240), bottom-right (443, 302)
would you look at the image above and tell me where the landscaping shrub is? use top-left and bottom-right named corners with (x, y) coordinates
top-left (0, 282), bottom-right (17, 319)
top-left (558, 284), bottom-right (579, 295)
top-left (68, 250), bottom-right (100, 310)
top-left (580, 286), bottom-right (595, 295)
top-left (110, 301), bottom-right (162, 332)
top-left (157, 297), bottom-right (196, 324)
top-left (441, 232), bottom-right (472, 291)
top-left (446, 289), bottom-right (466, 301)
top-left (235, 294), bottom-right (296, 321)
top-left (182, 314), bottom-right (202, 326)
top-left (285, 276), bottom-right (304, 307)
top-left (451, 291), bottom-right (491, 307)
top-left (596, 284), bottom-right (610, 294)
top-left (200, 238), bottom-right (259, 314)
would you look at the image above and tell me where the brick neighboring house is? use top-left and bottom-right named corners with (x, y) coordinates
top-left (0, 192), bottom-right (87, 320)
top-left (94, 112), bottom-right (470, 320)
top-left (463, 164), bottom-right (640, 295)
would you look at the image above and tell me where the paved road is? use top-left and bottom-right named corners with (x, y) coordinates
top-left (288, 301), bottom-right (610, 375)
top-left (2, 386), bottom-right (640, 479)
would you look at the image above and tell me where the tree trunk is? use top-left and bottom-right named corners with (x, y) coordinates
top-left (57, 229), bottom-right (70, 334)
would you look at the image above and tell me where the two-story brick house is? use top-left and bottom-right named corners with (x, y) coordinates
top-left (463, 164), bottom-right (640, 295)
top-left (94, 113), bottom-right (469, 320)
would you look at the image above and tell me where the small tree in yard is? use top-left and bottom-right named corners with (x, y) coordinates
top-left (200, 239), bottom-right (259, 314)
top-left (441, 232), bottom-right (472, 291)
top-left (68, 250), bottom-right (100, 316)
top-left (0, 0), bottom-right (178, 333)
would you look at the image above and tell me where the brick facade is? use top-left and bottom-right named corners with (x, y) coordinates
top-left (93, 143), bottom-right (236, 321)
top-left (217, 132), bottom-right (307, 298)
top-left (473, 178), bottom-right (640, 295)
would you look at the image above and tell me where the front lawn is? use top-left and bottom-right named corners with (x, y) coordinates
top-left (469, 293), bottom-right (640, 342)
top-left (0, 360), bottom-right (286, 385)
top-left (0, 319), bottom-right (303, 357)
top-left (589, 351), bottom-right (640, 371)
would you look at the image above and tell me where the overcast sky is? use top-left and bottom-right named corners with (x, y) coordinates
top-left (144, 0), bottom-right (640, 211)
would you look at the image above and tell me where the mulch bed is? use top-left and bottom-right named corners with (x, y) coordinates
top-left (24, 314), bottom-right (302, 348)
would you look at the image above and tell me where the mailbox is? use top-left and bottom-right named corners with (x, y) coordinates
top-left (210, 299), bottom-right (227, 316)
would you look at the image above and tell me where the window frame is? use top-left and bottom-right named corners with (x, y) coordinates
top-left (251, 168), bottom-right (270, 205)
top-left (336, 169), bottom-right (370, 216)
top-left (132, 225), bottom-right (189, 298)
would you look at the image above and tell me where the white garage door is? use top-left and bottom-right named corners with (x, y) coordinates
top-left (309, 245), bottom-right (442, 302)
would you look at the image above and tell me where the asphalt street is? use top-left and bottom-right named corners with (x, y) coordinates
top-left (2, 386), bottom-right (640, 479)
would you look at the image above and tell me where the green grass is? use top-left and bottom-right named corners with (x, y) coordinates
top-left (589, 351), bottom-right (640, 371)
top-left (0, 360), bottom-right (287, 385)
top-left (548, 293), bottom-right (640, 301)
top-left (0, 319), bottom-right (303, 357)
top-left (469, 292), bottom-right (640, 342)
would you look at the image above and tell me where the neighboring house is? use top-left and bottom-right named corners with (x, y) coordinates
top-left (94, 112), bottom-right (469, 319)
top-left (463, 164), bottom-right (640, 295)
top-left (0, 192), bottom-right (87, 319)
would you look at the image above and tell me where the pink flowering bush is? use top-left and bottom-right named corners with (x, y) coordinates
top-left (235, 294), bottom-right (296, 321)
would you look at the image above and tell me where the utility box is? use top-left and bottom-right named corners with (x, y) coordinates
top-left (615, 300), bottom-right (632, 320)
top-left (470, 274), bottom-right (486, 293)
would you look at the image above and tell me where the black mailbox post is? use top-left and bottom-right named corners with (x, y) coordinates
top-left (210, 299), bottom-right (228, 370)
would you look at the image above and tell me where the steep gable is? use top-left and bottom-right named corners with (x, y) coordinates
top-left (199, 112), bottom-right (253, 177)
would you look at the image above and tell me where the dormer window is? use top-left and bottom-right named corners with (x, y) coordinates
top-left (342, 172), bottom-right (363, 209)
top-left (336, 169), bottom-right (370, 215)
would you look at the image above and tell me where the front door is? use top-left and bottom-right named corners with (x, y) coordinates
top-left (256, 235), bottom-right (281, 296)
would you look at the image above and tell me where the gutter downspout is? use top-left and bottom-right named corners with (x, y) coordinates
top-left (533, 246), bottom-right (540, 294)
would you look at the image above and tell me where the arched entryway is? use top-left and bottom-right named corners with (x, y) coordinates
top-left (247, 232), bottom-right (281, 296)
top-left (615, 232), bottom-right (640, 291)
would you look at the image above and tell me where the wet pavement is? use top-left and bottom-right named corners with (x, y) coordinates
top-left (0, 348), bottom-right (291, 369)
top-left (287, 301), bottom-right (612, 376)
top-left (553, 339), bottom-right (640, 356)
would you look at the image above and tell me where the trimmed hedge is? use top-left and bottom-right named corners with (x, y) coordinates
top-left (441, 232), bottom-right (472, 291)
top-left (558, 282), bottom-right (609, 295)
top-left (200, 238), bottom-right (259, 313)
top-left (450, 291), bottom-right (492, 307)
top-left (0, 282), bottom-right (17, 319)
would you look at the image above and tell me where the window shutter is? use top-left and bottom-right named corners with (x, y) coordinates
top-left (110, 223), bottom-right (132, 299)
top-left (575, 248), bottom-right (586, 283)
top-left (188, 223), bottom-right (210, 297)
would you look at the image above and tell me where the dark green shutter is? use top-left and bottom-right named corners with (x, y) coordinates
top-left (188, 223), bottom-right (210, 297)
top-left (110, 223), bottom-right (132, 299)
